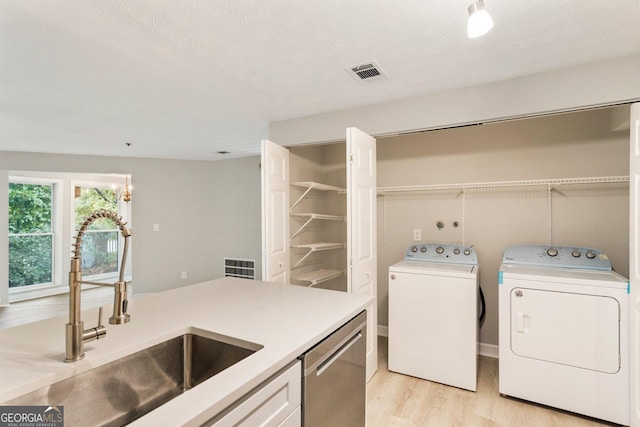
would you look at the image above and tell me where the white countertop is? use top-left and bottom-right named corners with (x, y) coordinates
top-left (0, 277), bottom-right (373, 426)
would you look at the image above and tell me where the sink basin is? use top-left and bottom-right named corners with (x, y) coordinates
top-left (6, 329), bottom-right (262, 427)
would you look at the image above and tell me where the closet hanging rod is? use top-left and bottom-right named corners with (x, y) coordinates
top-left (377, 175), bottom-right (629, 194)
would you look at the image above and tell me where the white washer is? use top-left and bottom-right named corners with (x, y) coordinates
top-left (499, 245), bottom-right (629, 425)
top-left (389, 243), bottom-right (479, 391)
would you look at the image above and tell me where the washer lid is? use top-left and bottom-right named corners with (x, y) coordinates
top-left (390, 260), bottom-right (477, 277)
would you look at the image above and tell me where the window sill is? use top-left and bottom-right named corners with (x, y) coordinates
top-left (8, 274), bottom-right (132, 304)
top-left (0, 287), bottom-right (116, 330)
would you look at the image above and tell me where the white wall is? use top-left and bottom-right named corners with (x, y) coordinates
top-left (270, 55), bottom-right (640, 146)
top-left (0, 152), bottom-right (261, 300)
top-left (376, 108), bottom-right (629, 346)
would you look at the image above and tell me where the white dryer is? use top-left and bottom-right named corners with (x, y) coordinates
top-left (499, 245), bottom-right (629, 425)
top-left (389, 243), bottom-right (479, 391)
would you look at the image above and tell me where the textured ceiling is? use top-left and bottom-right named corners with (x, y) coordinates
top-left (1, 0), bottom-right (639, 160)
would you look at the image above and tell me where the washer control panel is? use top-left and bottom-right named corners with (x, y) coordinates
top-left (404, 243), bottom-right (478, 265)
top-left (502, 245), bottom-right (611, 270)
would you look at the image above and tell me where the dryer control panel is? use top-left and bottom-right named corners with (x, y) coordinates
top-left (403, 243), bottom-right (478, 265)
top-left (501, 245), bottom-right (611, 270)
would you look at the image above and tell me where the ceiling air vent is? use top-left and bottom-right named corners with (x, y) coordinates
top-left (347, 61), bottom-right (387, 83)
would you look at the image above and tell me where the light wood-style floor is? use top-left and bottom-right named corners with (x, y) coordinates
top-left (367, 337), bottom-right (618, 427)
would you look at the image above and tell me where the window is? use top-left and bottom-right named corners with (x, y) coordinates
top-left (73, 185), bottom-right (119, 278)
top-left (8, 181), bottom-right (55, 289)
top-left (4, 172), bottom-right (132, 304)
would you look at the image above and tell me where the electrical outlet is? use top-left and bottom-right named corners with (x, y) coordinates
top-left (153, 223), bottom-right (160, 232)
top-left (181, 271), bottom-right (187, 280)
top-left (413, 229), bottom-right (421, 241)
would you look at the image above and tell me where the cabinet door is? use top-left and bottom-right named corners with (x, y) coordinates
top-left (206, 361), bottom-right (301, 427)
top-left (261, 139), bottom-right (290, 283)
top-left (630, 102), bottom-right (640, 427)
top-left (346, 127), bottom-right (378, 381)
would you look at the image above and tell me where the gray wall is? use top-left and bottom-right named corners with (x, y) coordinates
top-left (0, 152), bottom-right (261, 297)
top-left (376, 108), bottom-right (629, 347)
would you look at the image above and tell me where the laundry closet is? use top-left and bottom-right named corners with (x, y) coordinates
top-left (375, 107), bottom-right (630, 350)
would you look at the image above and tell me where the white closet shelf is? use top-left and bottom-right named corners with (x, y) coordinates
top-left (293, 269), bottom-right (345, 287)
top-left (291, 182), bottom-right (344, 192)
top-left (291, 242), bottom-right (346, 267)
top-left (290, 181), bottom-right (345, 210)
top-left (291, 213), bottom-right (345, 221)
top-left (290, 213), bottom-right (346, 240)
top-left (377, 175), bottom-right (630, 194)
top-left (292, 242), bottom-right (345, 251)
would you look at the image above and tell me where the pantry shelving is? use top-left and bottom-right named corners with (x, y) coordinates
top-left (291, 242), bottom-right (346, 268)
top-left (289, 181), bottom-right (346, 286)
top-left (292, 269), bottom-right (345, 287)
top-left (290, 213), bottom-right (345, 240)
top-left (290, 181), bottom-right (344, 210)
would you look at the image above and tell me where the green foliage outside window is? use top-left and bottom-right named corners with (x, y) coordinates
top-left (74, 187), bottom-right (119, 276)
top-left (8, 183), bottom-right (53, 287)
top-left (8, 183), bottom-right (122, 289)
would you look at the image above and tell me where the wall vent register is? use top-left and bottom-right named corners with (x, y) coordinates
top-left (224, 258), bottom-right (255, 280)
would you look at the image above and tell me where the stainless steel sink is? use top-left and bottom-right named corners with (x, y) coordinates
top-left (6, 329), bottom-right (262, 427)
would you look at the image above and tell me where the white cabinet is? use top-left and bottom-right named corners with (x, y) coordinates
top-left (205, 361), bottom-right (301, 427)
top-left (261, 127), bottom-right (378, 381)
top-left (278, 406), bottom-right (301, 427)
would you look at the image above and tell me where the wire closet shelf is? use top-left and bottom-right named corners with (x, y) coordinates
top-left (377, 175), bottom-right (629, 247)
top-left (377, 175), bottom-right (630, 194)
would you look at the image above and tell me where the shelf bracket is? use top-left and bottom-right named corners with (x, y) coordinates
top-left (290, 217), bottom-right (313, 241)
top-left (290, 186), bottom-right (313, 211)
top-left (293, 249), bottom-right (314, 268)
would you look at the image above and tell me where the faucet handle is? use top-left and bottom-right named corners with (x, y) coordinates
top-left (93, 307), bottom-right (107, 340)
top-left (82, 307), bottom-right (107, 344)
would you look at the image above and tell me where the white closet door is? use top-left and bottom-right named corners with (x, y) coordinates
top-left (261, 140), bottom-right (290, 283)
top-left (630, 102), bottom-right (640, 427)
top-left (346, 127), bottom-right (378, 381)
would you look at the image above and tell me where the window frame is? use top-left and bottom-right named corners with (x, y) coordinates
top-left (70, 179), bottom-right (127, 283)
top-left (8, 176), bottom-right (64, 302)
top-left (4, 172), bottom-right (132, 304)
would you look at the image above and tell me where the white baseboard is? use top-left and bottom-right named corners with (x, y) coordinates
top-left (377, 324), bottom-right (499, 359)
top-left (479, 342), bottom-right (499, 359)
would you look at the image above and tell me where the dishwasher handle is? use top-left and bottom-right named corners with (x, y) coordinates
top-left (316, 331), bottom-right (363, 376)
top-left (301, 311), bottom-right (367, 377)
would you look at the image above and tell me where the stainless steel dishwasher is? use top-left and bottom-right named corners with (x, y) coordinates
top-left (300, 310), bottom-right (367, 427)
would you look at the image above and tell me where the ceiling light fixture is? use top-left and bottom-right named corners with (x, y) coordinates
top-left (467, 0), bottom-right (494, 38)
top-left (112, 174), bottom-right (132, 203)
